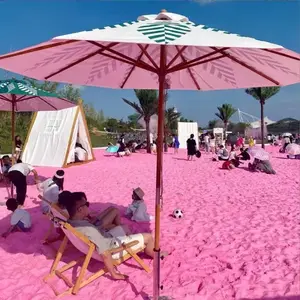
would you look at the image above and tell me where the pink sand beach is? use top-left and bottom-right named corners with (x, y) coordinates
top-left (0, 147), bottom-right (299, 300)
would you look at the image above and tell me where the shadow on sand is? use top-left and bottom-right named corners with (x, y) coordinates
top-left (240, 296), bottom-right (300, 300)
top-left (0, 198), bottom-right (151, 262)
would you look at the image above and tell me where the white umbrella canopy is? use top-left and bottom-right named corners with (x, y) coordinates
top-left (0, 10), bottom-right (299, 90)
top-left (0, 10), bottom-right (299, 300)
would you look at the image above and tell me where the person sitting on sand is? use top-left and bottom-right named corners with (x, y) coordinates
top-left (248, 158), bottom-right (276, 175)
top-left (126, 187), bottom-right (152, 222)
top-left (2, 198), bottom-right (31, 238)
top-left (217, 145), bottom-right (229, 161)
top-left (74, 143), bottom-right (88, 162)
top-left (238, 147), bottom-right (251, 161)
top-left (38, 170), bottom-right (65, 214)
top-left (222, 160), bottom-right (235, 170)
top-left (228, 145), bottom-right (237, 161)
top-left (65, 192), bottom-right (167, 280)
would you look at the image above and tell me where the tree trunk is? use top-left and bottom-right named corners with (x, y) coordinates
top-left (260, 100), bottom-right (265, 149)
top-left (224, 122), bottom-right (228, 143)
top-left (145, 119), bottom-right (151, 153)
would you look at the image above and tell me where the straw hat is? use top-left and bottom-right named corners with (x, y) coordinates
top-left (133, 187), bottom-right (144, 200)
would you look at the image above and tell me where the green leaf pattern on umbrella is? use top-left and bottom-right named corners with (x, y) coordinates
top-left (88, 44), bottom-right (134, 83)
top-left (230, 48), bottom-right (298, 76)
top-left (0, 79), bottom-right (59, 97)
top-left (137, 22), bottom-right (192, 44)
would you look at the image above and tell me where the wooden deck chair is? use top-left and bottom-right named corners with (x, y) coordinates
top-left (38, 195), bottom-right (69, 245)
top-left (44, 219), bottom-right (151, 296)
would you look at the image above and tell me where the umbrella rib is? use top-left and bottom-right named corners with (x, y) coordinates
top-left (17, 95), bottom-right (27, 101)
top-left (167, 54), bottom-right (226, 74)
top-left (88, 41), bottom-right (157, 73)
top-left (120, 45), bottom-right (150, 88)
top-left (15, 95), bottom-right (37, 103)
top-left (45, 42), bottom-right (119, 80)
top-left (210, 47), bottom-right (280, 85)
top-left (174, 45), bottom-right (201, 90)
top-left (36, 96), bottom-right (57, 110)
top-left (137, 44), bottom-right (159, 70)
top-left (167, 47), bottom-right (230, 73)
top-left (97, 50), bottom-right (157, 73)
top-left (166, 46), bottom-right (187, 69)
top-left (0, 95), bottom-right (11, 102)
top-left (0, 40), bottom-right (77, 60)
top-left (262, 49), bottom-right (300, 61)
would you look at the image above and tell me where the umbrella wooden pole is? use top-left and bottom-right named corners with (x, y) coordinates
top-left (11, 96), bottom-right (16, 197)
top-left (153, 45), bottom-right (166, 300)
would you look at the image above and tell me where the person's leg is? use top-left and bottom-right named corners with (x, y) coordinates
top-left (142, 233), bottom-right (168, 258)
top-left (101, 251), bottom-right (128, 280)
top-left (9, 171), bottom-right (27, 205)
top-left (97, 207), bottom-right (116, 220)
top-left (15, 174), bottom-right (27, 206)
top-left (99, 207), bottom-right (121, 229)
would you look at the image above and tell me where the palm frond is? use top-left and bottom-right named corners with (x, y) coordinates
top-left (245, 87), bottom-right (280, 102)
top-left (215, 104), bottom-right (237, 124)
top-left (122, 98), bottom-right (143, 115)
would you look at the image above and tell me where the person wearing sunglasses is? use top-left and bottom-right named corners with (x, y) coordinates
top-left (69, 192), bottom-right (123, 231)
top-left (66, 192), bottom-right (168, 280)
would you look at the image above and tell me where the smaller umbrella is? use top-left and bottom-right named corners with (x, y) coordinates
top-left (0, 78), bottom-right (75, 160)
top-left (248, 146), bottom-right (270, 161)
top-left (285, 143), bottom-right (300, 155)
top-left (106, 145), bottom-right (119, 153)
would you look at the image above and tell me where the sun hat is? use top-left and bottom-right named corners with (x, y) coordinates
top-left (133, 187), bottom-right (144, 200)
top-left (54, 170), bottom-right (64, 179)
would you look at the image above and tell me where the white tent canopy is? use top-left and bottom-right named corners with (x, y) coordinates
top-left (250, 116), bottom-right (275, 129)
top-left (178, 122), bottom-right (199, 149)
top-left (22, 105), bottom-right (94, 167)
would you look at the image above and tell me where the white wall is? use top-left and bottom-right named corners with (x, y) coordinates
top-left (178, 122), bottom-right (199, 149)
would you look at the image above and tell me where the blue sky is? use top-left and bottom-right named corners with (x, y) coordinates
top-left (0, 0), bottom-right (299, 126)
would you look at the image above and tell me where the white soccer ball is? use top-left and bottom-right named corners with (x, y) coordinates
top-left (173, 209), bottom-right (183, 219)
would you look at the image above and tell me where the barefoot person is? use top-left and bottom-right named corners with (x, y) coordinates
top-left (7, 159), bottom-right (40, 205)
top-left (2, 198), bottom-right (31, 238)
top-left (66, 192), bottom-right (167, 280)
top-left (72, 192), bottom-right (122, 231)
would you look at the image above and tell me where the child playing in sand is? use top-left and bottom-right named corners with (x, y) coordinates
top-left (126, 187), bottom-right (152, 222)
top-left (222, 160), bottom-right (235, 170)
top-left (2, 198), bottom-right (31, 238)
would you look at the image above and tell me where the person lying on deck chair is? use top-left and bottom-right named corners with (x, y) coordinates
top-left (65, 192), bottom-right (168, 280)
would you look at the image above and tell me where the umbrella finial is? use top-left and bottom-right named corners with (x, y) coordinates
top-left (161, 9), bottom-right (167, 13)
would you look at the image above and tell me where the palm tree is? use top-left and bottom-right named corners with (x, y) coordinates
top-left (123, 89), bottom-right (158, 153)
top-left (245, 87), bottom-right (280, 148)
top-left (215, 104), bottom-right (237, 137)
top-left (165, 107), bottom-right (181, 134)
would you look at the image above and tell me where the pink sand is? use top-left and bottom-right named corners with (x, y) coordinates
top-left (0, 147), bottom-right (299, 300)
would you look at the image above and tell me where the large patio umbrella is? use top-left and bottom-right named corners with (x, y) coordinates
top-left (0, 10), bottom-right (299, 299)
top-left (0, 78), bottom-right (75, 160)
